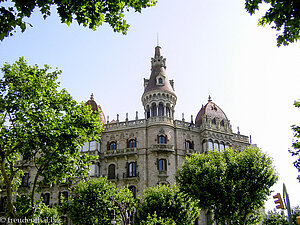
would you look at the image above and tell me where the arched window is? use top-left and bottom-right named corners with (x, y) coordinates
top-left (108, 141), bottom-right (117, 150)
top-left (158, 77), bottom-right (163, 84)
top-left (108, 164), bottom-right (116, 179)
top-left (128, 139), bottom-right (136, 148)
top-left (212, 118), bottom-right (216, 124)
top-left (158, 135), bottom-right (167, 144)
top-left (214, 141), bottom-right (219, 150)
top-left (208, 140), bottom-right (213, 151)
top-left (158, 103), bottom-right (164, 116)
top-left (146, 105), bottom-right (150, 119)
top-left (220, 120), bottom-right (225, 126)
top-left (128, 162), bottom-right (136, 177)
top-left (151, 103), bottom-right (157, 117)
top-left (185, 140), bottom-right (194, 149)
top-left (129, 185), bottom-right (137, 198)
top-left (158, 159), bottom-right (167, 171)
top-left (220, 142), bottom-right (225, 151)
top-left (166, 106), bottom-right (171, 117)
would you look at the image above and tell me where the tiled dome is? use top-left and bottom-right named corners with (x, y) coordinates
top-left (86, 93), bottom-right (106, 124)
top-left (195, 96), bottom-right (228, 125)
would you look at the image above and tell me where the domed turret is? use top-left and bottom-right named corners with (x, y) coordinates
top-left (195, 96), bottom-right (228, 125)
top-left (86, 93), bottom-right (106, 124)
top-left (141, 46), bottom-right (177, 119)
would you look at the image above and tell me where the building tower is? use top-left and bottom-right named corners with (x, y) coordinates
top-left (141, 46), bottom-right (177, 119)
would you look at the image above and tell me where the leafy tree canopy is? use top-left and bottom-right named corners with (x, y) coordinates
top-left (177, 147), bottom-right (278, 225)
top-left (0, 0), bottom-right (157, 41)
top-left (60, 177), bottom-right (135, 225)
top-left (0, 57), bottom-right (103, 218)
top-left (290, 100), bottom-right (300, 181)
top-left (245, 0), bottom-right (300, 46)
top-left (135, 184), bottom-right (199, 225)
top-left (262, 206), bottom-right (300, 225)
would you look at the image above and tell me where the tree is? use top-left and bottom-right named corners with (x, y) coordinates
top-left (262, 206), bottom-right (300, 225)
top-left (60, 177), bottom-right (135, 225)
top-left (135, 184), bottom-right (199, 225)
top-left (176, 147), bottom-right (278, 225)
top-left (245, 0), bottom-right (300, 46)
top-left (0, 57), bottom-right (103, 219)
top-left (0, 0), bottom-right (157, 41)
top-left (290, 100), bottom-right (300, 181)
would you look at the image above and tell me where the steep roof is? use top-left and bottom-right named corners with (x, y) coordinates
top-left (143, 46), bottom-right (175, 94)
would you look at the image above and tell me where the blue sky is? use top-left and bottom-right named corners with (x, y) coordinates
top-left (1, 0), bottom-right (299, 211)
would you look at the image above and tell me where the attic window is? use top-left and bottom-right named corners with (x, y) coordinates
top-left (156, 76), bottom-right (164, 85)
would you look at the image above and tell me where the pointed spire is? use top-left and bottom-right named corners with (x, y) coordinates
top-left (90, 93), bottom-right (94, 101)
top-left (208, 95), bottom-right (212, 102)
top-left (154, 46), bottom-right (161, 58)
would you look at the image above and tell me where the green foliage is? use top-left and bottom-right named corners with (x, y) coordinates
top-left (245, 0), bottom-right (300, 46)
top-left (0, 0), bottom-right (157, 41)
top-left (290, 100), bottom-right (300, 181)
top-left (29, 202), bottom-right (62, 225)
top-left (177, 147), bottom-right (278, 225)
top-left (0, 57), bottom-right (103, 218)
top-left (135, 184), bottom-right (199, 225)
top-left (60, 177), bottom-right (135, 225)
top-left (140, 212), bottom-right (176, 225)
top-left (262, 206), bottom-right (300, 225)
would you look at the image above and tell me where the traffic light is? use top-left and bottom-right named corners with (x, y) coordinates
top-left (273, 193), bottom-right (285, 209)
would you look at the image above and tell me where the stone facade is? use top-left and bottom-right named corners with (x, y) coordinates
top-left (0, 46), bottom-right (250, 225)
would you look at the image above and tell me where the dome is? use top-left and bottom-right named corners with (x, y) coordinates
top-left (195, 96), bottom-right (228, 125)
top-left (86, 93), bottom-right (106, 124)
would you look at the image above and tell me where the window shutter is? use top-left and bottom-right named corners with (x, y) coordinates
top-left (126, 139), bottom-right (129, 148)
top-left (107, 141), bottom-right (109, 150)
top-left (157, 159), bottom-right (159, 170)
top-left (157, 135), bottom-right (159, 144)
top-left (165, 135), bottom-right (168, 143)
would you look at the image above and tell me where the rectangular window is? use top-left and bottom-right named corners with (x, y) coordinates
top-left (21, 173), bottom-right (29, 187)
top-left (128, 162), bottom-right (136, 177)
top-left (90, 141), bottom-right (97, 151)
top-left (158, 159), bottom-right (167, 171)
top-left (82, 142), bottom-right (89, 152)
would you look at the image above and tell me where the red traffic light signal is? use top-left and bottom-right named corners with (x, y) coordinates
top-left (273, 193), bottom-right (285, 209)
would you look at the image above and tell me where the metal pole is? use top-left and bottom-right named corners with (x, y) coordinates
top-left (283, 183), bottom-right (292, 225)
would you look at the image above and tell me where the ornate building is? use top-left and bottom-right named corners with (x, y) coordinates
top-left (0, 46), bottom-right (250, 225)
top-left (83, 46), bottom-right (250, 224)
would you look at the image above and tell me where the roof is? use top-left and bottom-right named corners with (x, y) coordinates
top-left (143, 46), bottom-right (175, 94)
top-left (195, 96), bottom-right (228, 125)
top-left (86, 93), bottom-right (106, 124)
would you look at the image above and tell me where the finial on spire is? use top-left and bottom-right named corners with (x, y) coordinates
top-left (90, 93), bottom-right (94, 101)
top-left (157, 33), bottom-right (159, 46)
top-left (208, 95), bottom-right (212, 102)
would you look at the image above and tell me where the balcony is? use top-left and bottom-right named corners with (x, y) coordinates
top-left (152, 144), bottom-right (174, 153)
top-left (103, 148), bottom-right (137, 157)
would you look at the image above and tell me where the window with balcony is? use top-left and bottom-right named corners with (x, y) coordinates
top-left (158, 135), bottom-right (167, 144)
top-left (158, 103), bottom-right (164, 116)
top-left (108, 141), bottom-right (117, 150)
top-left (128, 162), bottom-right (136, 177)
top-left (128, 139), bottom-right (136, 148)
top-left (208, 140), bottom-right (213, 151)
